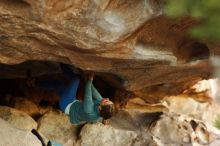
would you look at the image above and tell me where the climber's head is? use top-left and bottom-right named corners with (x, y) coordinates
top-left (99, 98), bottom-right (115, 120)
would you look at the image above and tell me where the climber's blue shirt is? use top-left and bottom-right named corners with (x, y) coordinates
top-left (68, 80), bottom-right (103, 124)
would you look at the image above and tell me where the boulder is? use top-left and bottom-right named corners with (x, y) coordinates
top-left (37, 110), bottom-right (78, 146)
top-left (163, 95), bottom-right (220, 125)
top-left (0, 106), bottom-right (37, 130)
top-left (150, 113), bottom-right (220, 146)
top-left (0, 118), bottom-right (42, 146)
top-left (77, 110), bottom-right (161, 146)
top-left (11, 97), bottom-right (40, 117)
top-left (78, 122), bottom-right (152, 146)
top-left (78, 109), bottom-right (220, 146)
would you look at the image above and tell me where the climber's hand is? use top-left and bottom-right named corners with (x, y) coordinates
top-left (84, 71), bottom-right (94, 81)
top-left (88, 71), bottom-right (94, 80)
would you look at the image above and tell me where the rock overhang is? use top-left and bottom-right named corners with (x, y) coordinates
top-left (0, 0), bottom-right (218, 103)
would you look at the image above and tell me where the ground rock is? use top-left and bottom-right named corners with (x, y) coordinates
top-left (0, 118), bottom-right (42, 146)
top-left (78, 122), bottom-right (148, 146)
top-left (0, 105), bottom-right (37, 130)
top-left (77, 110), bottom-right (163, 146)
top-left (37, 110), bottom-right (78, 146)
top-left (150, 113), bottom-right (220, 146)
top-left (100, 109), bottom-right (220, 146)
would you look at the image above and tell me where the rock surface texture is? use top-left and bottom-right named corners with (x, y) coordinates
top-left (0, 0), bottom-right (218, 102)
top-left (37, 110), bottom-right (78, 146)
top-left (0, 118), bottom-right (42, 146)
top-left (0, 105), bottom-right (37, 130)
top-left (0, 106), bottom-right (219, 146)
top-left (77, 110), bottom-right (220, 146)
top-left (150, 113), bottom-right (220, 146)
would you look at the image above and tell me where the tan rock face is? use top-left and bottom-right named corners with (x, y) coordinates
top-left (0, 118), bottom-right (42, 146)
top-left (37, 110), bottom-right (78, 145)
top-left (77, 110), bottom-right (220, 146)
top-left (78, 122), bottom-right (151, 146)
top-left (0, 0), bottom-right (218, 102)
top-left (0, 106), bottom-right (37, 130)
top-left (150, 113), bottom-right (219, 146)
top-left (11, 97), bottom-right (40, 117)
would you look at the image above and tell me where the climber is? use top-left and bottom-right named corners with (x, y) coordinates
top-left (36, 63), bottom-right (115, 125)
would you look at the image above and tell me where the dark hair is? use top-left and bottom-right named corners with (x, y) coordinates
top-left (100, 104), bottom-right (115, 120)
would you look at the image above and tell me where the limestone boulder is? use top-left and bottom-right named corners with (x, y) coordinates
top-left (162, 95), bottom-right (220, 125)
top-left (0, 106), bottom-right (37, 130)
top-left (77, 110), bottom-right (161, 146)
top-left (37, 110), bottom-right (78, 146)
top-left (0, 118), bottom-right (42, 146)
top-left (77, 110), bottom-right (220, 146)
top-left (78, 122), bottom-right (153, 146)
top-left (11, 97), bottom-right (40, 117)
top-left (150, 113), bottom-right (220, 146)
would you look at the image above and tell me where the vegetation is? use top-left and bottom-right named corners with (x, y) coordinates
top-left (165, 0), bottom-right (220, 41)
top-left (214, 114), bottom-right (220, 130)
